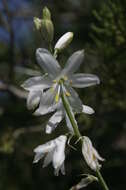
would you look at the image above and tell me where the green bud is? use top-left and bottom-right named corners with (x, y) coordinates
top-left (42, 7), bottom-right (51, 20)
top-left (41, 19), bottom-right (54, 43)
top-left (34, 17), bottom-right (42, 30)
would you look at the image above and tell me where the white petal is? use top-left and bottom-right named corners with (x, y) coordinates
top-left (92, 147), bottom-right (105, 161)
top-left (36, 48), bottom-right (61, 78)
top-left (82, 136), bottom-right (104, 171)
top-left (46, 110), bottom-right (64, 134)
top-left (34, 141), bottom-right (55, 154)
top-left (82, 136), bottom-right (96, 170)
top-left (27, 90), bottom-right (41, 110)
top-left (21, 76), bottom-right (52, 91)
top-left (61, 50), bottom-right (84, 76)
top-left (54, 32), bottom-right (73, 51)
top-left (65, 86), bottom-right (83, 113)
top-left (60, 163), bottom-right (65, 175)
top-left (52, 135), bottom-right (67, 175)
top-left (70, 73), bottom-right (100, 88)
top-left (33, 152), bottom-right (44, 163)
top-left (82, 105), bottom-right (95, 115)
top-left (34, 87), bottom-right (58, 116)
top-left (43, 151), bottom-right (54, 168)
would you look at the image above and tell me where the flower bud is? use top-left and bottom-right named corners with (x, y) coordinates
top-left (42, 7), bottom-right (51, 20)
top-left (34, 17), bottom-right (42, 30)
top-left (54, 32), bottom-right (74, 52)
top-left (41, 19), bottom-right (54, 43)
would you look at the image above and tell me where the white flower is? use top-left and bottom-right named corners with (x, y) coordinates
top-left (22, 48), bottom-right (99, 133)
top-left (33, 135), bottom-right (67, 176)
top-left (70, 175), bottom-right (98, 190)
top-left (82, 136), bottom-right (104, 171)
top-left (54, 32), bottom-right (74, 51)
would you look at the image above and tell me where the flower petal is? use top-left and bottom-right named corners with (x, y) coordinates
top-left (36, 48), bottom-right (61, 77)
top-left (43, 151), bottom-right (54, 168)
top-left (61, 50), bottom-right (84, 76)
top-left (34, 87), bottom-right (58, 116)
top-left (82, 105), bottom-right (95, 115)
top-left (60, 163), bottom-right (65, 175)
top-left (64, 85), bottom-right (83, 113)
top-left (33, 141), bottom-right (55, 163)
top-left (33, 152), bottom-right (44, 163)
top-left (54, 32), bottom-right (73, 51)
top-left (46, 110), bottom-right (64, 134)
top-left (27, 90), bottom-right (41, 110)
top-left (34, 141), bottom-right (55, 154)
top-left (53, 135), bottom-right (67, 175)
top-left (21, 76), bottom-right (52, 91)
top-left (70, 73), bottom-right (100, 88)
top-left (92, 147), bottom-right (105, 162)
top-left (82, 136), bottom-right (104, 171)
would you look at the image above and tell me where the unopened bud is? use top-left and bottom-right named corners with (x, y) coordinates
top-left (43, 7), bottom-right (51, 20)
top-left (34, 17), bottom-right (42, 30)
top-left (55, 32), bottom-right (74, 52)
top-left (41, 19), bottom-right (54, 43)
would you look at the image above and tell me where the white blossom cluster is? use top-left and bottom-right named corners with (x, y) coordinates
top-left (21, 7), bottom-right (105, 189)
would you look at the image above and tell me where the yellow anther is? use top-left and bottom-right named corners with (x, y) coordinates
top-left (65, 91), bottom-right (71, 97)
top-left (63, 76), bottom-right (68, 81)
top-left (55, 93), bottom-right (59, 103)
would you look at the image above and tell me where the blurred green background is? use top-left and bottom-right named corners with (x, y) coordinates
top-left (0, 0), bottom-right (126, 189)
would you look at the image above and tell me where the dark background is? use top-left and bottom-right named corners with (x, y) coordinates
top-left (0, 0), bottom-right (126, 189)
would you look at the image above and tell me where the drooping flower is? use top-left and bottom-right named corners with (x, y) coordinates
top-left (82, 136), bottom-right (104, 171)
top-left (33, 135), bottom-right (67, 176)
top-left (70, 175), bottom-right (98, 190)
top-left (22, 48), bottom-right (100, 133)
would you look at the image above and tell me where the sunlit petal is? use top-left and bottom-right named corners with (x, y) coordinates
top-left (21, 76), bottom-right (52, 91)
top-left (33, 152), bottom-right (44, 163)
top-left (82, 105), bottom-right (95, 115)
top-left (36, 48), bottom-right (61, 77)
top-left (43, 151), bottom-right (54, 167)
top-left (34, 87), bottom-right (57, 116)
top-left (27, 90), bottom-right (41, 110)
top-left (33, 140), bottom-right (55, 163)
top-left (46, 110), bottom-right (64, 134)
top-left (53, 135), bottom-right (67, 175)
top-left (61, 50), bottom-right (84, 76)
top-left (70, 73), bottom-right (100, 88)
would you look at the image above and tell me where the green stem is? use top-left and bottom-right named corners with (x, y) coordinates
top-left (61, 91), bottom-right (109, 190)
top-left (96, 169), bottom-right (109, 190)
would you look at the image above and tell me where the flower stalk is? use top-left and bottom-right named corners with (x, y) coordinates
top-left (61, 87), bottom-right (109, 190)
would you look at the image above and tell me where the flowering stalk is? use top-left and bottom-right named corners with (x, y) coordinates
top-left (61, 86), bottom-right (109, 190)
